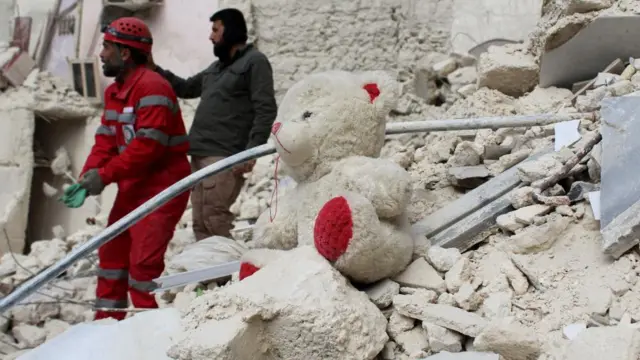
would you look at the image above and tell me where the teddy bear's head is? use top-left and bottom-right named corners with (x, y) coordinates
top-left (270, 70), bottom-right (399, 182)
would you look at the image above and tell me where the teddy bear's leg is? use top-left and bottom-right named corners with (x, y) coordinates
top-left (313, 192), bottom-right (414, 283)
top-left (251, 204), bottom-right (299, 250)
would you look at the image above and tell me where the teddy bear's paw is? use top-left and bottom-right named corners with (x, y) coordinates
top-left (313, 193), bottom-right (414, 283)
top-left (238, 248), bottom-right (288, 280)
top-left (239, 262), bottom-right (261, 280)
top-left (313, 195), bottom-right (355, 262)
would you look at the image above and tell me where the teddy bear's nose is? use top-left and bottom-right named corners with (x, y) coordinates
top-left (271, 122), bottom-right (282, 135)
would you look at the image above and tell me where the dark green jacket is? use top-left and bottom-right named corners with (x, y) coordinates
top-left (156, 45), bottom-right (277, 157)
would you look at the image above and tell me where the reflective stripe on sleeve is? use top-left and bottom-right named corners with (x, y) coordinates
top-left (104, 110), bottom-right (118, 121)
top-left (136, 95), bottom-right (178, 114)
top-left (135, 128), bottom-right (188, 147)
top-left (95, 125), bottom-right (116, 136)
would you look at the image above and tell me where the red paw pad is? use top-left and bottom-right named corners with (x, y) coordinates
top-left (239, 262), bottom-right (260, 280)
top-left (313, 196), bottom-right (353, 262)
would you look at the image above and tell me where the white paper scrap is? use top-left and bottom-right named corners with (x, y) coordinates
top-left (554, 120), bottom-right (581, 151)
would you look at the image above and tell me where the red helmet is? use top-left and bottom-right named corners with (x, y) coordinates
top-left (101, 17), bottom-right (153, 54)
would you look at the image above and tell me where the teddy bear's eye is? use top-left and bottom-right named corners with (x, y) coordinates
top-left (302, 111), bottom-right (313, 120)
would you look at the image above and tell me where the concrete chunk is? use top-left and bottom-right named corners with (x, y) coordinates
top-left (364, 279), bottom-right (400, 309)
top-left (393, 258), bottom-right (446, 293)
top-left (473, 318), bottom-right (541, 360)
top-left (393, 300), bottom-right (487, 337)
top-left (514, 205), bottom-right (551, 225)
top-left (448, 166), bottom-right (491, 189)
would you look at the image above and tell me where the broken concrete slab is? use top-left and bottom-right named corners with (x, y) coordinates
top-left (599, 96), bottom-right (640, 257)
top-left (540, 16), bottom-right (640, 88)
top-left (393, 300), bottom-right (487, 337)
top-left (392, 257), bottom-right (446, 293)
top-left (561, 326), bottom-right (640, 360)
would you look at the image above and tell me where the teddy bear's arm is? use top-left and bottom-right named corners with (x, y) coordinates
top-left (251, 200), bottom-right (299, 250)
top-left (335, 157), bottom-right (412, 219)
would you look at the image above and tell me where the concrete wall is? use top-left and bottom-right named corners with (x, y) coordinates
top-left (450, 0), bottom-right (542, 54)
top-left (78, 0), bottom-right (218, 95)
top-left (43, 0), bottom-right (80, 81)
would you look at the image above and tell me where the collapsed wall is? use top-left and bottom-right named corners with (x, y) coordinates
top-left (0, 46), bottom-right (98, 255)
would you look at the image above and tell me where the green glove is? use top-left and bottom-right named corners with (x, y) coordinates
top-left (59, 184), bottom-right (88, 208)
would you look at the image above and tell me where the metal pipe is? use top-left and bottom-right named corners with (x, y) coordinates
top-left (385, 112), bottom-right (592, 134)
top-left (0, 111), bottom-right (591, 312)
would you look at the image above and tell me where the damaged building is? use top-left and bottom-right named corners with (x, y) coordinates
top-left (5, 0), bottom-right (640, 359)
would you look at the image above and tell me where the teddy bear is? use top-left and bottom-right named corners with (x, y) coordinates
top-left (243, 70), bottom-right (415, 284)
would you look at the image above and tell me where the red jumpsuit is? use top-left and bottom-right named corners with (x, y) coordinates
top-left (81, 65), bottom-right (191, 320)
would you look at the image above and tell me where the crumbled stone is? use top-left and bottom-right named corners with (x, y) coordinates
top-left (388, 311), bottom-right (416, 338)
top-left (477, 45), bottom-right (539, 97)
top-left (394, 299), bottom-right (487, 337)
top-left (474, 318), bottom-right (541, 360)
top-left (514, 204), bottom-right (552, 225)
top-left (394, 326), bottom-right (430, 355)
top-left (393, 257), bottom-right (447, 293)
top-left (445, 257), bottom-right (473, 293)
top-left (423, 322), bottom-right (464, 353)
top-left (454, 282), bottom-right (484, 311)
top-left (365, 279), bottom-right (401, 309)
top-left (496, 212), bottom-right (524, 233)
top-left (510, 187), bottom-right (535, 209)
top-left (510, 213), bottom-right (571, 254)
top-left (427, 246), bottom-right (462, 272)
top-left (12, 323), bottom-right (46, 348)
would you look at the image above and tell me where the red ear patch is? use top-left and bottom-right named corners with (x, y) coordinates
top-left (363, 83), bottom-right (380, 103)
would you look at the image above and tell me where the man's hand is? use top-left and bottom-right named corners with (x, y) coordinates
top-left (79, 169), bottom-right (106, 196)
top-left (232, 159), bottom-right (256, 176)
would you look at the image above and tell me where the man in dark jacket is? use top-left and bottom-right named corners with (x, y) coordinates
top-left (149, 8), bottom-right (277, 240)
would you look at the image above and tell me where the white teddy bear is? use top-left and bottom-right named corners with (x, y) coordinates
top-left (243, 70), bottom-right (415, 283)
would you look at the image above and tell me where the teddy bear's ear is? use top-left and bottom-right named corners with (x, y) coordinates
top-left (358, 71), bottom-right (399, 115)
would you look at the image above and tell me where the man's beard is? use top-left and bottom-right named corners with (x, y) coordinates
top-left (213, 42), bottom-right (231, 62)
top-left (102, 62), bottom-right (122, 77)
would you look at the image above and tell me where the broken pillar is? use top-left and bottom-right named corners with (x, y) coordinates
top-left (0, 87), bottom-right (35, 254)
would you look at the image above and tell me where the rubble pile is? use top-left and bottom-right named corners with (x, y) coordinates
top-left (5, 0), bottom-right (640, 358)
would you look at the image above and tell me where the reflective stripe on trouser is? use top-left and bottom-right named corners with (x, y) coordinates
top-left (94, 189), bottom-right (189, 321)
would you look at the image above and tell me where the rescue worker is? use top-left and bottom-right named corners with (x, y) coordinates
top-left (75, 17), bottom-right (190, 320)
top-left (148, 8), bottom-right (278, 240)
